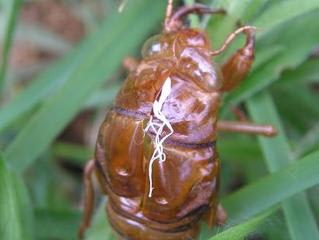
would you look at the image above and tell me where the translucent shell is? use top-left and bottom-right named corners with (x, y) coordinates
top-left (142, 35), bottom-right (167, 58)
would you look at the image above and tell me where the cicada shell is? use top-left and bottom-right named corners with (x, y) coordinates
top-left (79, 1), bottom-right (276, 239)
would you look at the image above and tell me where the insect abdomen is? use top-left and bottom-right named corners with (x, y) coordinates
top-left (96, 110), bottom-right (146, 197)
top-left (95, 104), bottom-right (220, 239)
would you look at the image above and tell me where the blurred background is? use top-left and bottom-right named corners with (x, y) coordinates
top-left (0, 0), bottom-right (319, 240)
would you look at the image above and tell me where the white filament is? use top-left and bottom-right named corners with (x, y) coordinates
top-left (144, 77), bottom-right (174, 197)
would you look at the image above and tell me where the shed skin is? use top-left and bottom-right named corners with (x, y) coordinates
top-left (78, 4), bottom-right (276, 240)
top-left (95, 29), bottom-right (223, 239)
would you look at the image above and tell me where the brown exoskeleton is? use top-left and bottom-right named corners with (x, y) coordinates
top-left (78, 1), bottom-right (276, 239)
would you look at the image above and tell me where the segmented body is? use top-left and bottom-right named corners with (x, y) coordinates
top-left (94, 29), bottom-right (223, 239)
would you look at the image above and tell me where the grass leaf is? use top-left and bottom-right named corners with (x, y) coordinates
top-left (209, 209), bottom-right (274, 240)
top-left (223, 148), bottom-right (319, 225)
top-left (0, 49), bottom-right (80, 132)
top-left (85, 200), bottom-right (116, 240)
top-left (0, 0), bottom-right (21, 92)
top-left (52, 142), bottom-right (92, 166)
top-left (246, 91), bottom-right (319, 239)
top-left (0, 152), bottom-right (33, 240)
top-left (277, 58), bottom-right (319, 85)
top-left (254, 0), bottom-right (319, 37)
top-left (35, 208), bottom-right (80, 240)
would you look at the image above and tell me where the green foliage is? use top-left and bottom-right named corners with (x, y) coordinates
top-left (209, 209), bottom-right (275, 240)
top-left (0, 0), bottom-right (21, 92)
top-left (247, 91), bottom-right (319, 239)
top-left (0, 153), bottom-right (33, 240)
top-left (1, 0), bottom-right (319, 239)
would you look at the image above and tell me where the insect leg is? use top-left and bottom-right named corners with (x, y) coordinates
top-left (165, 4), bottom-right (225, 32)
top-left (218, 26), bottom-right (256, 91)
top-left (205, 202), bottom-right (227, 227)
top-left (78, 159), bottom-right (96, 239)
top-left (165, 0), bottom-right (174, 30)
top-left (123, 56), bottom-right (139, 72)
top-left (217, 121), bottom-right (277, 137)
top-left (216, 204), bottom-right (227, 225)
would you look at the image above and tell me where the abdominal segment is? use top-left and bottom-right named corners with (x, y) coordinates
top-left (96, 110), bottom-right (146, 198)
top-left (142, 136), bottom-right (219, 222)
top-left (95, 107), bottom-right (220, 239)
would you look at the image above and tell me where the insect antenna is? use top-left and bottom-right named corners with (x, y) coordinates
top-left (210, 26), bottom-right (257, 56)
top-left (165, 3), bottom-right (225, 32)
top-left (164, 0), bottom-right (174, 31)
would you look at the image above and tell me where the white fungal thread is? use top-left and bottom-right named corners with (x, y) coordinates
top-left (144, 77), bottom-right (174, 197)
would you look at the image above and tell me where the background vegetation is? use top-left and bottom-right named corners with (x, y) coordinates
top-left (0, 0), bottom-right (319, 239)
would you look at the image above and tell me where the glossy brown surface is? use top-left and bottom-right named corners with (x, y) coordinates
top-left (94, 28), bottom-right (222, 239)
top-left (78, 3), bottom-right (276, 240)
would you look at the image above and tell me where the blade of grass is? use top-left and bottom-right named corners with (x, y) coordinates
top-left (294, 123), bottom-right (319, 158)
top-left (218, 136), bottom-right (262, 162)
top-left (83, 84), bottom-right (120, 109)
top-left (0, 0), bottom-right (21, 92)
top-left (52, 142), bottom-right (92, 166)
top-left (222, 148), bottom-right (319, 225)
top-left (246, 91), bottom-right (319, 239)
top-left (0, 152), bottom-right (21, 239)
top-left (85, 199), bottom-right (115, 240)
top-left (4, 0), bottom-right (166, 172)
top-left (254, 0), bottom-right (319, 37)
top-left (27, 154), bottom-right (74, 209)
top-left (0, 152), bottom-right (33, 240)
top-left (209, 209), bottom-right (275, 240)
top-left (35, 208), bottom-right (81, 240)
top-left (273, 85), bottom-right (319, 135)
top-left (13, 173), bottom-right (34, 240)
top-left (277, 58), bottom-right (319, 85)
top-left (0, 48), bottom-right (81, 132)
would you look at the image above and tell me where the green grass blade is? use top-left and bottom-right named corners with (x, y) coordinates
top-left (254, 0), bottom-right (319, 37)
top-left (52, 142), bottom-right (92, 166)
top-left (277, 58), bottom-right (319, 85)
top-left (273, 85), bottom-right (319, 135)
top-left (35, 209), bottom-right (81, 240)
top-left (83, 84), bottom-right (120, 109)
top-left (0, 152), bottom-right (21, 239)
top-left (4, 0), bottom-right (166, 172)
top-left (12, 174), bottom-right (34, 240)
top-left (218, 136), bottom-right (262, 162)
top-left (209, 209), bottom-right (274, 240)
top-left (85, 200), bottom-right (115, 240)
top-left (0, 152), bottom-right (33, 240)
top-left (246, 91), bottom-right (319, 239)
top-left (0, 0), bottom-right (21, 92)
top-left (223, 148), bottom-right (319, 225)
top-left (247, 92), bottom-right (296, 168)
top-left (0, 49), bottom-right (80, 132)
top-left (294, 123), bottom-right (319, 158)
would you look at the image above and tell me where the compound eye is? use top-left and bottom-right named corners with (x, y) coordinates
top-left (142, 35), bottom-right (165, 58)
